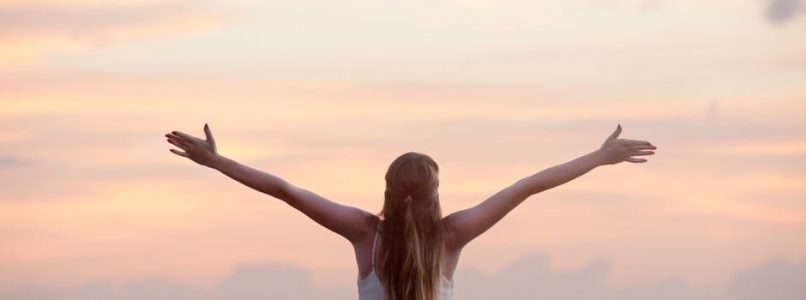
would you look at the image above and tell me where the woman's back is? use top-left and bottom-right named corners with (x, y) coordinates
top-left (357, 220), bottom-right (454, 300)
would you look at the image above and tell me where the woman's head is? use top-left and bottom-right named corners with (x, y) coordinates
top-left (382, 151), bottom-right (440, 217)
top-left (380, 152), bottom-right (444, 300)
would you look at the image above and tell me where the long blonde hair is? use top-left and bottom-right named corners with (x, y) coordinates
top-left (379, 152), bottom-right (443, 300)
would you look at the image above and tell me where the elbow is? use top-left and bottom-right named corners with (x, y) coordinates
top-left (511, 179), bottom-right (540, 199)
top-left (271, 181), bottom-right (294, 203)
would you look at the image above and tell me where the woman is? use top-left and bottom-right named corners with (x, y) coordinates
top-left (164, 123), bottom-right (656, 300)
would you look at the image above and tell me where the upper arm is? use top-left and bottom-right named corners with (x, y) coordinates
top-left (279, 182), bottom-right (375, 244)
top-left (443, 177), bottom-right (534, 249)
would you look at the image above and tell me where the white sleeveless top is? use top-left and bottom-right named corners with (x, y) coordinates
top-left (357, 222), bottom-right (454, 300)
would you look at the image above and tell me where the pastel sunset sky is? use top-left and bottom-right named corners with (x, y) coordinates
top-left (1, 0), bottom-right (805, 299)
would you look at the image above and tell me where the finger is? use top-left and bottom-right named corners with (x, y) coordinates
top-left (204, 123), bottom-right (215, 144)
top-left (165, 134), bottom-right (189, 146)
top-left (167, 138), bottom-right (190, 151)
top-left (170, 149), bottom-right (189, 158)
top-left (628, 150), bottom-right (655, 156)
top-left (607, 124), bottom-right (622, 141)
top-left (621, 139), bottom-right (652, 146)
top-left (165, 133), bottom-right (190, 145)
top-left (629, 144), bottom-right (657, 151)
top-left (171, 130), bottom-right (199, 143)
top-left (626, 157), bottom-right (648, 163)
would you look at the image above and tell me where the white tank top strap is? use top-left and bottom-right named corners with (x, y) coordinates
top-left (370, 221), bottom-right (381, 269)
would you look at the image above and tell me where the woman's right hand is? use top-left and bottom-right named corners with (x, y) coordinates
top-left (596, 124), bottom-right (656, 165)
top-left (165, 123), bottom-right (220, 168)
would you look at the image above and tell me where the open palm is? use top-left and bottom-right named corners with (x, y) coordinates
top-left (598, 124), bottom-right (656, 165)
top-left (165, 123), bottom-right (219, 167)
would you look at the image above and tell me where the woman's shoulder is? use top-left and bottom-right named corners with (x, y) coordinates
top-left (439, 218), bottom-right (464, 251)
top-left (354, 215), bottom-right (382, 243)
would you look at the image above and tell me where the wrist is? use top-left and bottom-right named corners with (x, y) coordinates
top-left (588, 149), bottom-right (606, 167)
top-left (205, 154), bottom-right (228, 170)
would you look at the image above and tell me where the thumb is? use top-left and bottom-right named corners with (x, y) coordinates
top-left (607, 124), bottom-right (622, 141)
top-left (204, 123), bottom-right (215, 142)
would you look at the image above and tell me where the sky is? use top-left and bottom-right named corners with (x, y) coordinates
top-left (1, 0), bottom-right (805, 299)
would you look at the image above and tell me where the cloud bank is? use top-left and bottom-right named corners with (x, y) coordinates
top-left (0, 262), bottom-right (338, 300)
top-left (1, 254), bottom-right (803, 300)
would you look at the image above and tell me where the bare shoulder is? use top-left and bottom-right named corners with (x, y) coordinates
top-left (353, 215), bottom-right (381, 246)
top-left (440, 217), bottom-right (464, 253)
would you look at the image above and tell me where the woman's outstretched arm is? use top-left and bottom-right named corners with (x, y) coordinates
top-left (165, 124), bottom-right (374, 244)
top-left (442, 124), bottom-right (656, 250)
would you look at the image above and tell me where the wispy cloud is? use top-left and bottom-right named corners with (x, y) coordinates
top-left (0, 156), bottom-right (26, 168)
top-left (0, 0), bottom-right (227, 67)
top-left (0, 1), bottom-right (205, 36)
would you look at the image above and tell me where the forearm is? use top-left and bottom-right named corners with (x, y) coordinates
top-left (207, 155), bottom-right (289, 200)
top-left (520, 149), bottom-right (604, 196)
